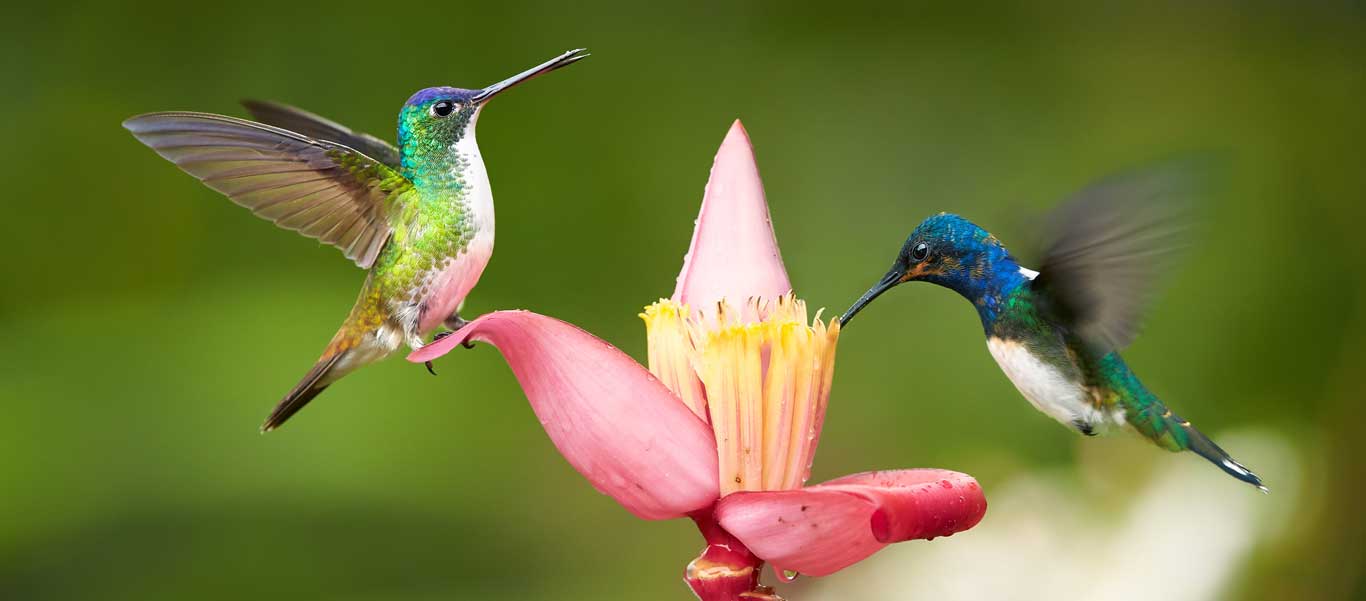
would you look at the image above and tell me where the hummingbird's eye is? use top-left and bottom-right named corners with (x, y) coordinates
top-left (430, 100), bottom-right (456, 118)
top-left (910, 242), bottom-right (930, 262)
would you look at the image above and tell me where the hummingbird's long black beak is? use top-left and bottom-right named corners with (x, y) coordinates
top-left (840, 266), bottom-right (905, 327)
top-left (472, 48), bottom-right (590, 103)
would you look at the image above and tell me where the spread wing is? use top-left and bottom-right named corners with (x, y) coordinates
top-left (240, 99), bottom-right (402, 170)
top-left (1031, 160), bottom-right (1210, 352)
top-left (124, 112), bottom-right (413, 269)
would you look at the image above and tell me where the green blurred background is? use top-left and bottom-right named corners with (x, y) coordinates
top-left (3, 1), bottom-right (1363, 599)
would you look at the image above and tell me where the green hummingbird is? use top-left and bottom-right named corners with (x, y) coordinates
top-left (841, 163), bottom-right (1266, 491)
top-left (125, 49), bottom-right (588, 431)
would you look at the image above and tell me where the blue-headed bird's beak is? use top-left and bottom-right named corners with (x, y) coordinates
top-left (840, 265), bottom-right (906, 326)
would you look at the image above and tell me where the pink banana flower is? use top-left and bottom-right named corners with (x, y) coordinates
top-left (411, 121), bottom-right (987, 600)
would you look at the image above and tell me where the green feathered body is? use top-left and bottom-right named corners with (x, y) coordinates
top-left (330, 98), bottom-right (493, 359)
top-left (330, 182), bottom-right (482, 352)
top-left (984, 285), bottom-right (1264, 489)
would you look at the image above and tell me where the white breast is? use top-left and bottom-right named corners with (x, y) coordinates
top-left (457, 110), bottom-right (495, 232)
top-left (986, 337), bottom-right (1104, 432)
top-left (411, 120), bottom-right (495, 336)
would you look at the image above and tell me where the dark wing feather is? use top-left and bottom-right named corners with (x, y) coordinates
top-left (241, 99), bottom-right (402, 169)
top-left (124, 112), bottom-right (413, 269)
top-left (1032, 160), bottom-right (1209, 351)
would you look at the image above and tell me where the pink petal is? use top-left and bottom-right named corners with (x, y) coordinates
top-left (714, 469), bottom-right (987, 576)
top-left (408, 311), bottom-right (720, 520)
top-left (673, 120), bottom-right (792, 311)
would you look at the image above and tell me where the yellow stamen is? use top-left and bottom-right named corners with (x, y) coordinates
top-left (640, 295), bottom-right (840, 495)
top-left (641, 301), bottom-right (710, 420)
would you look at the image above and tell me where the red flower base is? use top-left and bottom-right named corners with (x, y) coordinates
top-left (685, 510), bottom-right (784, 601)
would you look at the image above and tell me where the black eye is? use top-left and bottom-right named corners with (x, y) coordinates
top-left (910, 242), bottom-right (930, 262)
top-left (430, 101), bottom-right (455, 117)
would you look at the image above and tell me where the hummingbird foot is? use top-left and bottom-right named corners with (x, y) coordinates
top-left (422, 332), bottom-right (457, 375)
top-left (441, 315), bottom-right (477, 349)
top-left (1072, 419), bottom-right (1097, 436)
top-left (424, 321), bottom-right (476, 375)
top-left (430, 328), bottom-right (475, 349)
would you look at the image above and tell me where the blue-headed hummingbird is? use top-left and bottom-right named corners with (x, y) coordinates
top-left (841, 163), bottom-right (1266, 491)
top-left (125, 49), bottom-right (588, 431)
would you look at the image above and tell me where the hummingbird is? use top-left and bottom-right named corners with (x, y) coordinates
top-left (125, 49), bottom-right (589, 432)
top-left (840, 163), bottom-right (1266, 491)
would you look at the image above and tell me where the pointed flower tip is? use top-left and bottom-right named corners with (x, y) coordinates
top-left (673, 121), bottom-right (792, 310)
top-left (723, 119), bottom-right (751, 146)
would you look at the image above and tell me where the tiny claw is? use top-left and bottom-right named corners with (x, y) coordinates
top-left (442, 317), bottom-right (476, 349)
top-left (425, 361), bottom-right (437, 376)
top-left (432, 327), bottom-right (475, 349)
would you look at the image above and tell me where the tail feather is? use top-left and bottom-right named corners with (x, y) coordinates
top-left (1180, 420), bottom-right (1268, 493)
top-left (261, 352), bottom-right (345, 432)
top-left (1129, 401), bottom-right (1267, 492)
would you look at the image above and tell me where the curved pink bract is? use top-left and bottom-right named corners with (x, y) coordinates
top-left (714, 469), bottom-right (986, 576)
top-left (673, 120), bottom-right (792, 311)
top-left (410, 311), bottom-right (720, 520)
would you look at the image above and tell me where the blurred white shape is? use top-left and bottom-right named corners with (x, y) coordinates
top-left (801, 430), bottom-right (1299, 601)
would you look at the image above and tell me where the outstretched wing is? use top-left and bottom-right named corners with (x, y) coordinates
top-left (240, 99), bottom-right (402, 170)
top-left (124, 112), bottom-right (413, 269)
top-left (1032, 160), bottom-right (1210, 352)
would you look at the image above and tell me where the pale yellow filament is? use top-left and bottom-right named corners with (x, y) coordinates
top-left (640, 295), bottom-right (840, 495)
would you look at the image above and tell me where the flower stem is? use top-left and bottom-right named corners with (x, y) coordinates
top-left (685, 510), bottom-right (784, 601)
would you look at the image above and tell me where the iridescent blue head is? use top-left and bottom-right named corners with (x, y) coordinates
top-left (396, 49), bottom-right (588, 175)
top-left (842, 213), bottom-right (1028, 325)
